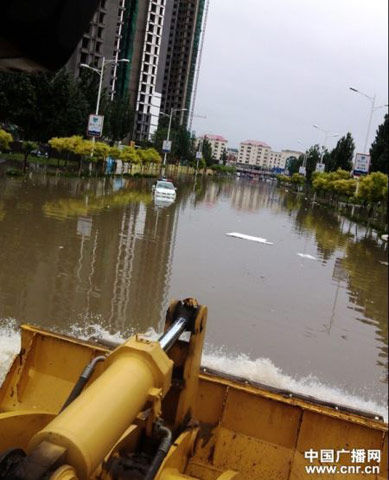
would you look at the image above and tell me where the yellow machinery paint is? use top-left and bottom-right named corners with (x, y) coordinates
top-left (0, 299), bottom-right (387, 480)
top-left (28, 336), bottom-right (173, 478)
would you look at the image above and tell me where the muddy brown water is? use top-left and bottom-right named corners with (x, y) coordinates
top-left (0, 175), bottom-right (387, 410)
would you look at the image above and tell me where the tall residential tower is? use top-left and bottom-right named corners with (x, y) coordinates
top-left (66, 0), bottom-right (207, 142)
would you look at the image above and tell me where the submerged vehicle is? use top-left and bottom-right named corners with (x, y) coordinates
top-left (152, 180), bottom-right (177, 201)
top-left (0, 298), bottom-right (387, 480)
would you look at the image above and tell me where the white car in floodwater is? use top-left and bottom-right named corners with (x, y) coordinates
top-left (152, 180), bottom-right (177, 201)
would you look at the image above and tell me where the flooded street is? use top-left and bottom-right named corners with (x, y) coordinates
top-left (0, 175), bottom-right (387, 414)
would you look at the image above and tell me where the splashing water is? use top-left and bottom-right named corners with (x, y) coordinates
top-left (0, 319), bottom-right (21, 385)
top-left (0, 322), bottom-right (387, 422)
top-left (201, 348), bottom-right (387, 421)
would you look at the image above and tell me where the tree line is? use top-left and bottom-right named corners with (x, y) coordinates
top-left (0, 69), bottom-right (220, 169)
top-left (0, 69), bottom-right (133, 143)
top-left (0, 69), bottom-right (386, 173)
top-left (287, 114), bottom-right (388, 177)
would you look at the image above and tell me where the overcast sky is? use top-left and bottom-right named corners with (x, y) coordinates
top-left (192, 0), bottom-right (388, 153)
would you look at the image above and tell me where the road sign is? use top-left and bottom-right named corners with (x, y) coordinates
top-left (162, 140), bottom-right (172, 153)
top-left (196, 151), bottom-right (202, 160)
top-left (353, 153), bottom-right (370, 175)
top-left (87, 114), bottom-right (104, 137)
top-left (299, 166), bottom-right (306, 176)
top-left (315, 162), bottom-right (325, 173)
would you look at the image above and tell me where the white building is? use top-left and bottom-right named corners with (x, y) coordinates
top-left (135, 0), bottom-right (167, 140)
top-left (280, 150), bottom-right (303, 169)
top-left (238, 141), bottom-right (303, 170)
top-left (226, 147), bottom-right (239, 165)
top-left (238, 140), bottom-right (271, 167)
top-left (199, 134), bottom-right (228, 161)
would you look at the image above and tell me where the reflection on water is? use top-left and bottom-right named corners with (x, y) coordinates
top-left (0, 176), bottom-right (387, 406)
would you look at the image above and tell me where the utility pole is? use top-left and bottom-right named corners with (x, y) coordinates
top-left (349, 87), bottom-right (388, 154)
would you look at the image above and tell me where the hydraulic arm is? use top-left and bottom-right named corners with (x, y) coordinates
top-left (1, 298), bottom-right (201, 480)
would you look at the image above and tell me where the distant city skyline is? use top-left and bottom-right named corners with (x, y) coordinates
top-left (192, 0), bottom-right (388, 154)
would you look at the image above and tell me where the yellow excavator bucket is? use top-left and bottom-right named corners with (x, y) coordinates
top-left (0, 300), bottom-right (387, 479)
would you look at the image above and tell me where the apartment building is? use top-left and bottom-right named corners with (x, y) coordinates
top-left (132, 0), bottom-right (169, 140)
top-left (67, 0), bottom-right (206, 141)
top-left (66, 0), bottom-right (125, 92)
top-left (160, 0), bottom-right (206, 127)
top-left (198, 134), bottom-right (228, 161)
top-left (238, 141), bottom-right (303, 170)
top-left (238, 140), bottom-right (272, 167)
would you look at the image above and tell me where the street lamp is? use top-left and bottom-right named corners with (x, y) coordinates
top-left (80, 56), bottom-right (129, 116)
top-left (297, 140), bottom-right (308, 168)
top-left (161, 108), bottom-right (187, 166)
top-left (349, 86), bottom-right (388, 153)
top-left (313, 124), bottom-right (339, 160)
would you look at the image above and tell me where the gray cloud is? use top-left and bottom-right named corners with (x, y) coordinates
top-left (192, 0), bottom-right (388, 153)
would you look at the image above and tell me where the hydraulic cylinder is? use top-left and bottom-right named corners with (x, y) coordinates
top-left (28, 337), bottom-right (173, 480)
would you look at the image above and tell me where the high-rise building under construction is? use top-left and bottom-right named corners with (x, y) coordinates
top-left (66, 0), bottom-right (207, 141)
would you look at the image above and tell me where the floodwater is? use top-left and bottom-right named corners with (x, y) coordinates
top-left (0, 175), bottom-right (387, 416)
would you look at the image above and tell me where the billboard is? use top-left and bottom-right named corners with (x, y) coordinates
top-left (353, 153), bottom-right (370, 175)
top-left (87, 114), bottom-right (104, 137)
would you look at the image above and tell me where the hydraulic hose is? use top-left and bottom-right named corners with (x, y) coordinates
top-left (60, 355), bottom-right (106, 412)
top-left (144, 425), bottom-right (173, 480)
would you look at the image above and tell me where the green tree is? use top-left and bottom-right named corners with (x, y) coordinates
top-left (328, 133), bottom-right (355, 172)
top-left (78, 69), bottom-right (100, 115)
top-left (287, 156), bottom-right (303, 175)
top-left (120, 146), bottom-right (141, 172)
top-left (304, 145), bottom-right (321, 181)
top-left (0, 72), bottom-right (37, 138)
top-left (357, 172), bottom-right (388, 203)
top-left (202, 139), bottom-right (213, 167)
top-left (332, 179), bottom-right (357, 197)
top-left (109, 146), bottom-right (121, 159)
top-left (141, 148), bottom-right (161, 172)
top-left (312, 170), bottom-right (355, 197)
top-left (322, 149), bottom-right (331, 171)
top-left (152, 117), bottom-right (194, 164)
top-left (221, 148), bottom-right (228, 165)
top-left (92, 141), bottom-right (110, 174)
top-left (74, 138), bottom-right (94, 173)
top-left (0, 129), bottom-right (13, 151)
top-left (104, 94), bottom-right (134, 142)
top-left (370, 114), bottom-right (388, 174)
top-left (172, 125), bottom-right (192, 162)
top-left (291, 173), bottom-right (306, 186)
top-left (0, 70), bottom-right (90, 141)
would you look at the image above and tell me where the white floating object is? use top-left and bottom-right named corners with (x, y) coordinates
top-left (381, 234), bottom-right (388, 242)
top-left (379, 261), bottom-right (388, 266)
top-left (226, 232), bottom-right (273, 245)
top-left (297, 253), bottom-right (316, 260)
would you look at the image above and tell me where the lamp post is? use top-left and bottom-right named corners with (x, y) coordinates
top-left (161, 108), bottom-right (188, 166)
top-left (349, 87), bottom-right (388, 154)
top-left (313, 124), bottom-right (339, 161)
top-left (80, 57), bottom-right (129, 165)
top-left (80, 56), bottom-right (129, 116)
